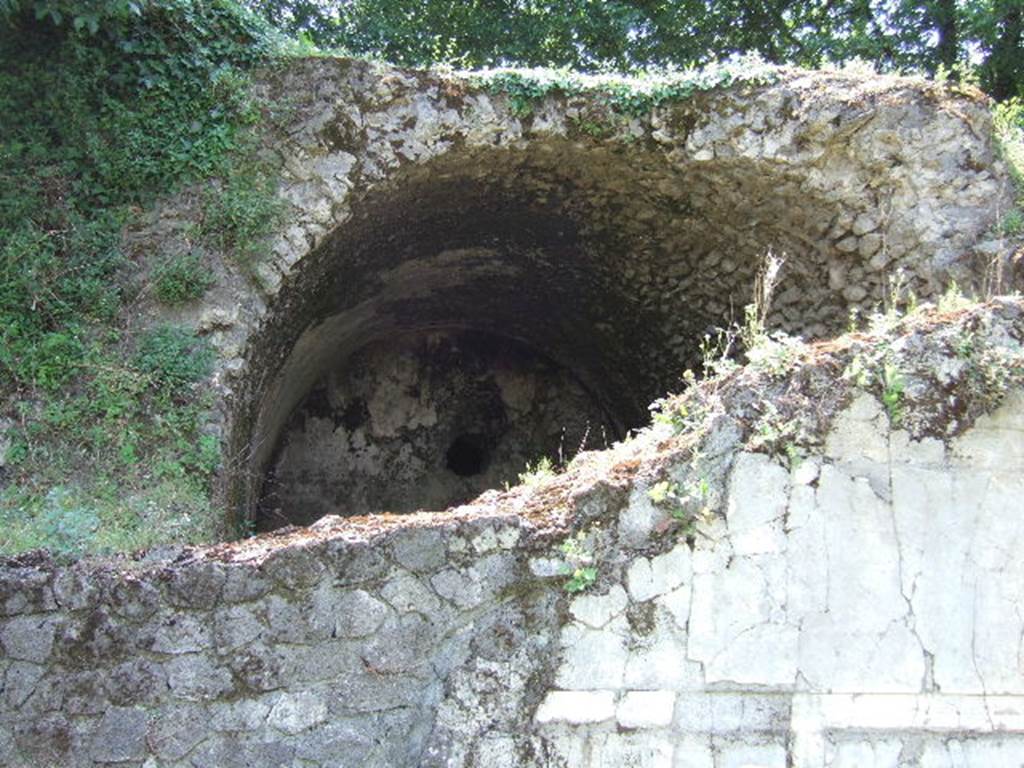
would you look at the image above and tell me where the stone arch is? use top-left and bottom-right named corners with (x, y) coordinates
top-left (222, 59), bottom-right (1007, 530)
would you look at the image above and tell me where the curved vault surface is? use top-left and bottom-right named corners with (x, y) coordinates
top-left (199, 58), bottom-right (1010, 530)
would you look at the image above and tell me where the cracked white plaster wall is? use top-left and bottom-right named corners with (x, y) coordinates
top-left (536, 389), bottom-right (1024, 765)
top-left (688, 452), bottom-right (797, 686)
top-left (892, 390), bottom-right (1024, 695)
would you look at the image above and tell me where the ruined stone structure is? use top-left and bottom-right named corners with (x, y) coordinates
top-left (2, 301), bottom-right (1023, 767)
top-left (2, 58), bottom-right (1023, 766)
top-left (192, 58), bottom-right (1010, 531)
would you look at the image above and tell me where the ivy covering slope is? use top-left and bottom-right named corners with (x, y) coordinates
top-left (0, 0), bottom-right (280, 557)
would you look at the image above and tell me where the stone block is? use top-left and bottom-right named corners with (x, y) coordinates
top-left (212, 604), bottom-right (266, 651)
top-left (626, 544), bottom-right (691, 602)
top-left (164, 563), bottom-right (226, 610)
top-left (152, 612), bottom-right (213, 654)
top-left (267, 690), bottom-right (328, 735)
top-left (166, 654), bottom-right (234, 701)
top-left (2, 662), bottom-right (44, 709)
top-left (717, 741), bottom-right (788, 768)
top-left (592, 732), bottom-right (674, 767)
top-left (535, 691), bottom-right (616, 724)
top-left (555, 621), bottom-right (628, 689)
top-left (673, 735), bottom-right (715, 768)
top-left (724, 453), bottom-right (788, 557)
top-left (148, 705), bottom-right (212, 761)
top-left (328, 587), bottom-right (392, 639)
top-left (617, 690), bottom-right (676, 728)
top-left (381, 572), bottom-right (440, 615)
top-left (90, 706), bottom-right (148, 763)
top-left (569, 585), bottom-right (628, 628)
top-left (390, 528), bottom-right (447, 572)
top-left (261, 546), bottom-right (326, 590)
top-left (0, 615), bottom-right (55, 663)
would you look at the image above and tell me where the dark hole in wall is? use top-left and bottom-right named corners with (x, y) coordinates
top-left (446, 433), bottom-right (488, 477)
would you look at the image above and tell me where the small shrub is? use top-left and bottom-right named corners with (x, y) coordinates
top-left (570, 115), bottom-right (615, 138)
top-left (476, 55), bottom-right (776, 120)
top-left (646, 454), bottom-right (714, 535)
top-left (134, 325), bottom-right (214, 394)
top-left (847, 345), bottom-right (906, 427)
top-left (956, 327), bottom-right (1024, 412)
top-left (993, 98), bottom-right (1024, 191)
top-left (560, 531), bottom-right (597, 593)
top-left (25, 331), bottom-right (86, 391)
top-left (650, 387), bottom-right (707, 434)
top-left (740, 249), bottom-right (785, 351)
top-left (35, 487), bottom-right (100, 560)
top-left (749, 402), bottom-right (808, 467)
top-left (745, 332), bottom-right (805, 379)
top-left (563, 566), bottom-right (598, 593)
top-left (868, 268), bottom-right (917, 335)
top-left (152, 250), bottom-right (214, 305)
top-left (198, 168), bottom-right (283, 266)
top-left (937, 280), bottom-right (974, 314)
top-left (1000, 208), bottom-right (1023, 236)
top-left (880, 361), bottom-right (905, 425)
top-left (517, 455), bottom-right (557, 486)
top-left (698, 328), bottom-right (739, 379)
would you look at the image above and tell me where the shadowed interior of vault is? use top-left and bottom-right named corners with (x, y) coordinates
top-left (258, 329), bottom-right (616, 529)
top-left (239, 142), bottom-right (865, 532)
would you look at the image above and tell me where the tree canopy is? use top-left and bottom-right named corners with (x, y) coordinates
top-left (248, 0), bottom-right (1023, 100)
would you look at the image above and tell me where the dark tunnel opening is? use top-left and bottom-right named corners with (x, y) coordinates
top-left (446, 434), bottom-right (489, 478)
top-left (233, 141), bottom-right (853, 531)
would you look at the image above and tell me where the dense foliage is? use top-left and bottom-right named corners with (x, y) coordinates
top-left (0, 0), bottom-right (277, 555)
top-left (249, 0), bottom-right (1023, 100)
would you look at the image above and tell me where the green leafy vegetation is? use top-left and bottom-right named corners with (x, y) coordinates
top-left (647, 476), bottom-right (710, 533)
top-left (516, 455), bottom-right (557, 487)
top-left (0, 0), bottom-right (279, 557)
top-left (559, 530), bottom-right (598, 593)
top-left (1001, 207), bottom-right (1024, 235)
top-left (954, 322), bottom-right (1024, 413)
top-left (1, 0), bottom-right (1020, 561)
top-left (134, 326), bottom-right (215, 394)
top-left (249, 0), bottom-right (1023, 101)
top-left (152, 251), bottom-right (215, 305)
top-left (650, 383), bottom-right (707, 436)
top-left (475, 57), bottom-right (776, 119)
top-left (846, 344), bottom-right (907, 426)
top-left (749, 401), bottom-right (810, 467)
top-left (994, 98), bottom-right (1024, 200)
top-left (880, 362), bottom-right (907, 425)
top-left (196, 164), bottom-right (285, 268)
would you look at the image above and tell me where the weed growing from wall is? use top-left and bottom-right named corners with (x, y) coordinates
top-left (195, 165), bottom-right (285, 269)
top-left (559, 529), bottom-right (598, 593)
top-left (993, 98), bottom-right (1024, 195)
top-left (647, 475), bottom-right (711, 536)
top-left (516, 456), bottom-right (557, 487)
top-left (748, 401), bottom-right (812, 467)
